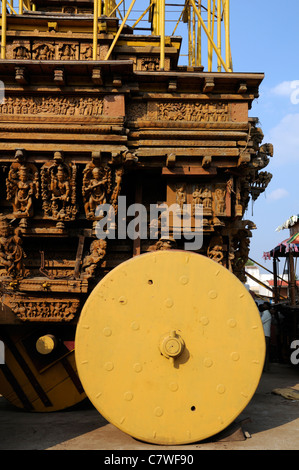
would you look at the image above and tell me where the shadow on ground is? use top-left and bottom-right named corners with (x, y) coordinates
top-left (1, 363), bottom-right (299, 450)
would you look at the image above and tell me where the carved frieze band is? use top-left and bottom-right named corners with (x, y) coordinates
top-left (6, 40), bottom-right (109, 61)
top-left (0, 96), bottom-right (104, 117)
top-left (127, 101), bottom-right (230, 122)
top-left (9, 297), bottom-right (80, 321)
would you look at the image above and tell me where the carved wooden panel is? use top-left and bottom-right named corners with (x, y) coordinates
top-left (0, 96), bottom-right (104, 118)
top-left (9, 297), bottom-right (80, 321)
top-left (126, 101), bottom-right (231, 122)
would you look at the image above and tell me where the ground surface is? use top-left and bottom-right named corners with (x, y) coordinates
top-left (0, 363), bottom-right (299, 451)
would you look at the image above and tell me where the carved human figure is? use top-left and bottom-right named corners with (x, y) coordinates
top-left (150, 237), bottom-right (177, 251)
top-left (13, 45), bottom-right (30, 60)
top-left (175, 185), bottom-right (186, 212)
top-left (50, 165), bottom-right (71, 219)
top-left (0, 215), bottom-right (28, 279)
top-left (82, 239), bottom-right (107, 278)
top-left (214, 187), bottom-right (226, 215)
top-left (59, 44), bottom-right (76, 60)
top-left (6, 155), bottom-right (39, 219)
top-left (41, 153), bottom-right (77, 224)
top-left (207, 236), bottom-right (224, 264)
top-left (82, 165), bottom-right (111, 219)
top-left (32, 43), bottom-right (55, 60)
top-left (110, 167), bottom-right (123, 214)
top-left (200, 187), bottom-right (212, 214)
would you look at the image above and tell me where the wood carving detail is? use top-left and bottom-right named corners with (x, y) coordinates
top-left (0, 215), bottom-right (28, 279)
top-left (158, 102), bottom-right (229, 122)
top-left (0, 96), bottom-right (103, 117)
top-left (41, 152), bottom-right (77, 227)
top-left (10, 298), bottom-right (80, 321)
top-left (6, 151), bottom-right (39, 219)
top-left (207, 236), bottom-right (224, 264)
top-left (32, 43), bottom-right (55, 60)
top-left (126, 101), bottom-right (229, 122)
top-left (82, 160), bottom-right (123, 220)
top-left (82, 239), bottom-right (107, 279)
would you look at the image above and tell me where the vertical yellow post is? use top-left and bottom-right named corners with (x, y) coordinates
top-left (224, 0), bottom-right (231, 71)
top-left (19, 0), bottom-right (23, 14)
top-left (188, 3), bottom-right (191, 66)
top-left (154, 0), bottom-right (159, 35)
top-left (192, 6), bottom-right (196, 66)
top-left (217, 0), bottom-right (221, 71)
top-left (93, 0), bottom-right (98, 60)
top-left (1, 0), bottom-right (7, 59)
top-left (196, 0), bottom-right (201, 67)
top-left (160, 0), bottom-right (165, 70)
top-left (98, 0), bottom-right (102, 17)
top-left (207, 0), bottom-right (212, 72)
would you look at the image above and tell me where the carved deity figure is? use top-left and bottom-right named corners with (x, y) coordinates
top-left (150, 237), bottom-right (177, 251)
top-left (110, 167), bottom-right (124, 215)
top-left (32, 43), bottom-right (55, 60)
top-left (6, 151), bottom-right (39, 219)
top-left (82, 239), bottom-right (107, 279)
top-left (214, 186), bottom-right (226, 215)
top-left (82, 163), bottom-right (112, 219)
top-left (175, 185), bottom-right (186, 212)
top-left (59, 44), bottom-right (76, 60)
top-left (0, 215), bottom-right (28, 279)
top-left (207, 236), bottom-right (224, 264)
top-left (41, 153), bottom-right (77, 226)
top-left (50, 166), bottom-right (71, 218)
top-left (191, 185), bottom-right (212, 216)
top-left (81, 45), bottom-right (93, 60)
top-left (13, 45), bottom-right (30, 60)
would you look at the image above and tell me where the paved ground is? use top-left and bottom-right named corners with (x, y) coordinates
top-left (0, 363), bottom-right (299, 451)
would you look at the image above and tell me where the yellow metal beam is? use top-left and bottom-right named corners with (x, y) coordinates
top-left (93, 0), bottom-right (98, 60)
top-left (196, 0), bottom-right (202, 67)
top-left (217, 0), bottom-right (221, 71)
top-left (1, 0), bottom-right (7, 59)
top-left (160, 0), bottom-right (165, 70)
top-left (189, 0), bottom-right (229, 73)
top-left (104, 0), bottom-right (137, 61)
top-left (132, 1), bottom-right (153, 30)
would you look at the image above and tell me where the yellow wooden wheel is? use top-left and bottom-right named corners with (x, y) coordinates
top-left (0, 325), bottom-right (86, 412)
top-left (75, 250), bottom-right (265, 445)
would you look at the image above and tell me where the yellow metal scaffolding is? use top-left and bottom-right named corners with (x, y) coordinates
top-left (0, 0), bottom-right (232, 71)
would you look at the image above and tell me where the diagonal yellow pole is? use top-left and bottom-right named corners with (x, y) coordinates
top-left (104, 0), bottom-right (137, 60)
top-left (132, 1), bottom-right (153, 29)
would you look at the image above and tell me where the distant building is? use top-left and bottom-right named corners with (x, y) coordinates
top-left (245, 264), bottom-right (274, 298)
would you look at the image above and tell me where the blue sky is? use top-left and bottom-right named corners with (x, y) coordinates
top-left (126, 1), bottom-right (299, 272)
top-left (230, 0), bottom-right (299, 272)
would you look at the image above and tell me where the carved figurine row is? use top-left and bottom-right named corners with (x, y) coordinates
top-left (174, 181), bottom-right (230, 223)
top-left (7, 41), bottom-right (169, 71)
top-left (5, 150), bottom-right (124, 228)
top-left (0, 96), bottom-right (103, 117)
top-left (8, 41), bottom-right (101, 61)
